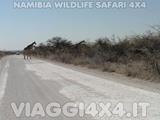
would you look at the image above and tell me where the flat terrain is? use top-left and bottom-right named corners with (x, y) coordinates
top-left (0, 55), bottom-right (160, 120)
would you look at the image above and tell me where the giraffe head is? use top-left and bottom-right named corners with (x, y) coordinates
top-left (33, 41), bottom-right (36, 45)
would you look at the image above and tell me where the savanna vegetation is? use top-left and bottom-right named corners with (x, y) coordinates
top-left (0, 51), bottom-right (17, 59)
top-left (0, 51), bottom-right (5, 59)
top-left (33, 26), bottom-right (160, 81)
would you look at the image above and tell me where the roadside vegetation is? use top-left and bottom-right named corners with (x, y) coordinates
top-left (33, 26), bottom-right (160, 81)
top-left (0, 51), bottom-right (16, 59)
top-left (0, 51), bottom-right (5, 59)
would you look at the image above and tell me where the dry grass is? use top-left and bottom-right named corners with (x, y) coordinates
top-left (102, 61), bottom-right (154, 80)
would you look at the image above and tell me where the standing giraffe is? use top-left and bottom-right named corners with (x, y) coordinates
top-left (23, 41), bottom-right (36, 60)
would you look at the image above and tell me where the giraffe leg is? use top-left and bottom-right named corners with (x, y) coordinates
top-left (24, 54), bottom-right (26, 60)
top-left (29, 54), bottom-right (31, 60)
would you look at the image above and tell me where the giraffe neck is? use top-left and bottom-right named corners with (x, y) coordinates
top-left (24, 42), bottom-right (36, 50)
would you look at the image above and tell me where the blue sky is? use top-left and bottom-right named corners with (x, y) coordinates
top-left (0, 0), bottom-right (160, 50)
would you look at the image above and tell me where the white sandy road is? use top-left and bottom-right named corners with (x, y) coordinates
top-left (0, 55), bottom-right (160, 120)
top-left (0, 59), bottom-right (9, 105)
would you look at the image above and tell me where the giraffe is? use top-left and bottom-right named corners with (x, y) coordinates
top-left (23, 41), bottom-right (36, 60)
top-left (73, 40), bottom-right (86, 57)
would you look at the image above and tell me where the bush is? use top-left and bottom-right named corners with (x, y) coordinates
top-left (34, 29), bottom-right (160, 81)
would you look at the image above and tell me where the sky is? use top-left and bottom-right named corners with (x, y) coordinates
top-left (0, 0), bottom-right (160, 50)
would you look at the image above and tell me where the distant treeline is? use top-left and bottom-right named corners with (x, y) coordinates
top-left (33, 27), bottom-right (160, 81)
top-left (0, 51), bottom-right (5, 59)
top-left (0, 51), bottom-right (16, 59)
